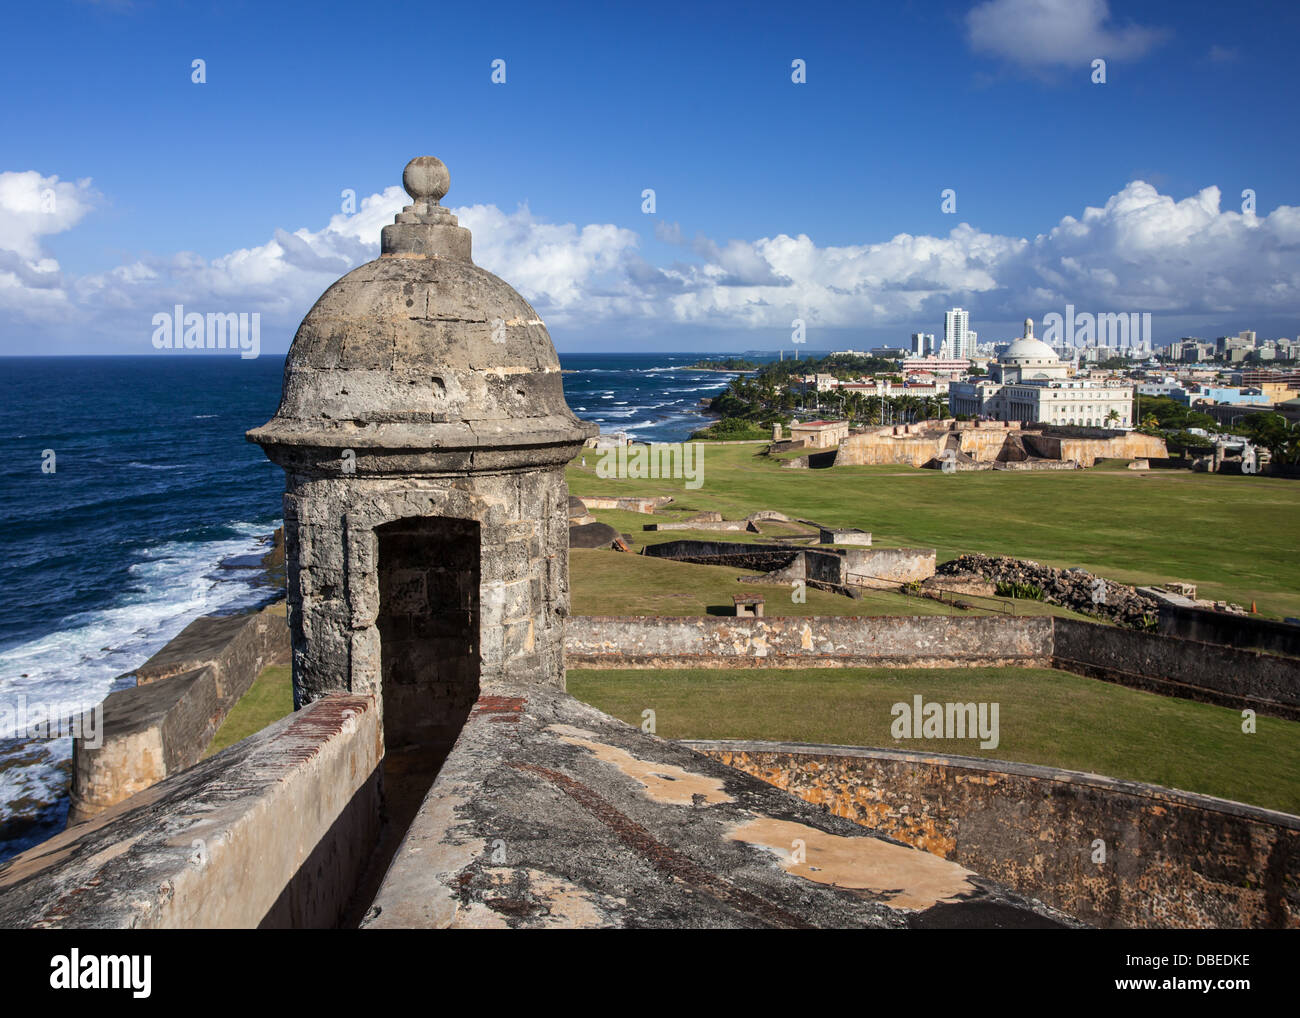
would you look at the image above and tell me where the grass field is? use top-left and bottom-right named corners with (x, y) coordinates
top-left (203, 664), bottom-right (293, 758)
top-left (568, 667), bottom-right (1300, 814)
top-left (567, 444), bottom-right (1300, 618)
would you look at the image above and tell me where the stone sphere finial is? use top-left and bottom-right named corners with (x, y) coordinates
top-left (403, 156), bottom-right (449, 205)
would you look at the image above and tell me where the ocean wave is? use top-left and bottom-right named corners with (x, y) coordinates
top-left (0, 523), bottom-right (279, 854)
top-left (0, 525), bottom-right (272, 720)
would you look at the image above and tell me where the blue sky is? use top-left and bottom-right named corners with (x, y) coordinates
top-left (3, 0), bottom-right (1298, 354)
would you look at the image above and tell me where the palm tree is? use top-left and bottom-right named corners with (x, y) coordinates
top-left (865, 395), bottom-right (883, 426)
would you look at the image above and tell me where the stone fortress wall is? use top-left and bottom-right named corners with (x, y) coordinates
top-left (685, 741), bottom-right (1299, 929)
top-left (3, 695), bottom-right (380, 929)
top-left (642, 540), bottom-right (937, 592)
top-left (66, 609), bottom-right (1300, 841)
top-left (69, 605), bottom-right (289, 823)
top-left (827, 419), bottom-right (1167, 470)
top-left (15, 608), bottom-right (1298, 929)
top-left (569, 614), bottom-right (1300, 719)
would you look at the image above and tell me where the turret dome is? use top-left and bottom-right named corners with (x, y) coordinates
top-left (248, 156), bottom-right (596, 465)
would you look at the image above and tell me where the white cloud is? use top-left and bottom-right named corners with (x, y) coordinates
top-left (3, 170), bottom-right (1299, 351)
top-left (0, 171), bottom-right (98, 319)
top-left (458, 203), bottom-right (640, 312)
top-left (966, 0), bottom-right (1165, 68)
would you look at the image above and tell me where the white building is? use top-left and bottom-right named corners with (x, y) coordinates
top-left (947, 319), bottom-right (1134, 428)
top-left (943, 308), bottom-right (971, 360)
top-left (901, 356), bottom-right (971, 379)
top-left (910, 332), bottom-right (937, 356)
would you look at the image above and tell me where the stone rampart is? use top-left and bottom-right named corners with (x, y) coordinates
top-left (0, 694), bottom-right (381, 929)
top-left (69, 605), bottom-right (291, 823)
top-left (564, 615), bottom-right (1054, 669)
top-left (1023, 430), bottom-right (1167, 467)
top-left (1052, 618), bottom-right (1300, 719)
top-left (565, 615), bottom-right (1300, 719)
top-left (685, 741), bottom-right (1299, 929)
top-left (1156, 603), bottom-right (1300, 659)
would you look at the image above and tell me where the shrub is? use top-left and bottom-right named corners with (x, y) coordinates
top-left (995, 580), bottom-right (1044, 601)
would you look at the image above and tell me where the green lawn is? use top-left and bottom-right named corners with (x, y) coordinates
top-left (568, 444), bottom-right (1300, 618)
top-left (203, 664), bottom-right (294, 758)
top-left (570, 547), bottom-right (1095, 620)
top-left (568, 667), bottom-right (1300, 815)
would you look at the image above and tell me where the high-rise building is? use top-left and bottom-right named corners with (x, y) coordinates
top-left (910, 332), bottom-right (936, 356)
top-left (943, 308), bottom-right (970, 360)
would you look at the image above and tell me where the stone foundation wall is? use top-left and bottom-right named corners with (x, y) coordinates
top-left (576, 495), bottom-right (672, 513)
top-left (644, 541), bottom-right (936, 591)
top-left (69, 606), bottom-right (291, 823)
top-left (642, 540), bottom-right (801, 573)
top-left (843, 547), bottom-right (936, 587)
top-left (685, 741), bottom-right (1300, 929)
top-left (645, 519), bottom-right (756, 532)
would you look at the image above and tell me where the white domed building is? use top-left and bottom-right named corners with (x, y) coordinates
top-left (948, 319), bottom-right (1134, 428)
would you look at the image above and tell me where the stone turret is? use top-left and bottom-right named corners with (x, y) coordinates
top-left (249, 156), bottom-right (596, 756)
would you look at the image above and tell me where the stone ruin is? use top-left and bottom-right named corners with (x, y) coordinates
top-left (936, 554), bottom-right (1160, 628)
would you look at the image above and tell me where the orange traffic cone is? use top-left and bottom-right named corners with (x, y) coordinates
top-left (1251, 601), bottom-right (1257, 613)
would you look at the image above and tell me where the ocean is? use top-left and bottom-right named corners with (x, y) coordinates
top-left (0, 351), bottom-right (740, 861)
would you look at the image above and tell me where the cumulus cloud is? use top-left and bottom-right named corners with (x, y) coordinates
top-left (12, 185), bottom-right (641, 349)
top-left (3, 169), bottom-right (1299, 350)
top-left (0, 171), bottom-right (98, 318)
top-left (645, 182), bottom-right (1300, 328)
top-left (966, 0), bottom-right (1166, 68)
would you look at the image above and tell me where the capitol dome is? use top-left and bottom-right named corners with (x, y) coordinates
top-left (999, 336), bottom-right (1060, 365)
top-left (1000, 317), bottom-right (1060, 366)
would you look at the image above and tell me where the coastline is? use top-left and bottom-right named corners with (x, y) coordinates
top-left (0, 526), bottom-right (286, 865)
